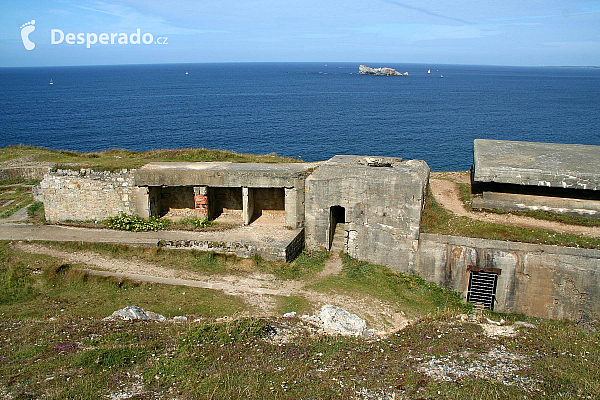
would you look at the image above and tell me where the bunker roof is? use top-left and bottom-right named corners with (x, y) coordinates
top-left (473, 139), bottom-right (600, 191)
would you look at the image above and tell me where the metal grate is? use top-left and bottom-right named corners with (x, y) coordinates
top-left (467, 270), bottom-right (498, 310)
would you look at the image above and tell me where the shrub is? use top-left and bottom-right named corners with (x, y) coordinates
top-left (105, 213), bottom-right (169, 232)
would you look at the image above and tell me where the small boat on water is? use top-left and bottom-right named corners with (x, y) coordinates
top-left (427, 69), bottom-right (431, 74)
top-left (440, 75), bottom-right (444, 78)
top-left (49, 79), bottom-right (53, 85)
top-left (185, 71), bottom-right (189, 75)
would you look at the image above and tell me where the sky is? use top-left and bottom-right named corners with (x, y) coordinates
top-left (1, 0), bottom-right (600, 67)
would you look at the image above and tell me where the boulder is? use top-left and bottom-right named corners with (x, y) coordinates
top-left (105, 306), bottom-right (166, 322)
top-left (318, 305), bottom-right (367, 337)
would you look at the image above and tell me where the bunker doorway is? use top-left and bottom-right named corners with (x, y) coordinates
top-left (467, 270), bottom-right (499, 310)
top-left (328, 205), bottom-right (346, 251)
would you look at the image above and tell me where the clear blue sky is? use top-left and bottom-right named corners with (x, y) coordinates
top-left (2, 0), bottom-right (600, 67)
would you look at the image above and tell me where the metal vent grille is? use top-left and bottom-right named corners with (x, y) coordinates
top-left (467, 270), bottom-right (498, 310)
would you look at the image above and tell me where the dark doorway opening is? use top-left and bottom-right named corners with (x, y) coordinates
top-left (467, 270), bottom-right (499, 310)
top-left (328, 206), bottom-right (346, 250)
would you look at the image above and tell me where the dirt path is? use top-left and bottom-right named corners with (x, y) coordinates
top-left (317, 252), bottom-right (343, 278)
top-left (429, 174), bottom-right (600, 238)
top-left (12, 242), bottom-right (410, 333)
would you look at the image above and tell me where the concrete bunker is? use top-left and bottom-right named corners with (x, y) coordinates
top-left (472, 139), bottom-right (600, 218)
top-left (134, 161), bottom-right (315, 228)
top-left (305, 155), bottom-right (430, 269)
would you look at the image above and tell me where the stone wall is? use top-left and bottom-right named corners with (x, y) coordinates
top-left (416, 233), bottom-right (600, 322)
top-left (39, 169), bottom-right (139, 222)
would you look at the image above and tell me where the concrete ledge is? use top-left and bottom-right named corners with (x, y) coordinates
top-left (472, 192), bottom-right (600, 219)
top-left (135, 162), bottom-right (320, 188)
top-left (473, 139), bottom-right (600, 191)
top-left (419, 233), bottom-right (600, 258)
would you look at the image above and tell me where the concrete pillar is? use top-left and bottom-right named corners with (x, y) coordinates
top-left (135, 187), bottom-right (150, 218)
top-left (284, 185), bottom-right (305, 229)
top-left (193, 186), bottom-right (209, 220)
top-left (242, 187), bottom-right (254, 225)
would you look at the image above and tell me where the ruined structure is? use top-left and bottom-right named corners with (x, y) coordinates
top-left (472, 139), bottom-right (600, 218)
top-left (35, 142), bottom-right (600, 322)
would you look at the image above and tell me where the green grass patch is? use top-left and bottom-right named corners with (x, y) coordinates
top-left (309, 253), bottom-right (470, 319)
top-left (422, 192), bottom-right (600, 249)
top-left (0, 145), bottom-right (299, 171)
top-left (275, 295), bottom-right (312, 316)
top-left (0, 241), bottom-right (247, 320)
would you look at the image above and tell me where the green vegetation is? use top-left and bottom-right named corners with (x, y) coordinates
top-left (0, 241), bottom-right (246, 321)
top-left (309, 253), bottom-right (470, 318)
top-left (105, 213), bottom-right (170, 232)
top-left (0, 180), bottom-right (37, 219)
top-left (422, 192), bottom-right (600, 249)
top-left (0, 240), bottom-right (598, 399)
top-left (0, 145), bottom-right (299, 171)
top-left (26, 200), bottom-right (45, 223)
top-left (174, 216), bottom-right (214, 229)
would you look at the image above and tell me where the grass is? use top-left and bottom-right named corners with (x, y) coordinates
top-left (0, 240), bottom-right (598, 399)
top-left (0, 241), bottom-right (247, 321)
top-left (309, 253), bottom-right (470, 319)
top-left (0, 180), bottom-right (36, 219)
top-left (422, 192), bottom-right (600, 250)
top-left (0, 145), bottom-right (299, 171)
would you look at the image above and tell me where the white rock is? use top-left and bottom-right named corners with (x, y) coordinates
top-left (283, 311), bottom-right (297, 318)
top-left (104, 306), bottom-right (166, 322)
top-left (318, 305), bottom-right (367, 337)
top-left (173, 316), bottom-right (188, 322)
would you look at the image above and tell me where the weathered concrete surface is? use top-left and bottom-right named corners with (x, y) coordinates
top-left (135, 162), bottom-right (319, 188)
top-left (0, 222), bottom-right (304, 262)
top-left (0, 156), bottom-right (54, 181)
top-left (417, 233), bottom-right (600, 322)
top-left (472, 191), bottom-right (600, 219)
top-left (305, 155), bottom-right (429, 270)
top-left (39, 169), bottom-right (138, 222)
top-left (473, 139), bottom-right (600, 191)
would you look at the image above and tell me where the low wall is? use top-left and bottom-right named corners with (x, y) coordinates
top-left (0, 165), bottom-right (53, 182)
top-left (39, 169), bottom-right (140, 222)
top-left (416, 233), bottom-right (600, 322)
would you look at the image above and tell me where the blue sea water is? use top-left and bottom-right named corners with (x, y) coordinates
top-left (1, 63), bottom-right (599, 170)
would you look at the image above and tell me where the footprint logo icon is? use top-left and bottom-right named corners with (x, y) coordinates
top-left (20, 20), bottom-right (36, 50)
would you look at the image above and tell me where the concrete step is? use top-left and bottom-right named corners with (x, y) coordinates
top-left (330, 223), bottom-right (346, 251)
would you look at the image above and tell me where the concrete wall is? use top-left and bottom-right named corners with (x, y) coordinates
top-left (416, 233), bottom-right (600, 322)
top-left (39, 169), bottom-right (139, 222)
top-left (305, 156), bottom-right (429, 270)
top-left (253, 188), bottom-right (285, 215)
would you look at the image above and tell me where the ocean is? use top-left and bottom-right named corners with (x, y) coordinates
top-left (1, 62), bottom-right (599, 170)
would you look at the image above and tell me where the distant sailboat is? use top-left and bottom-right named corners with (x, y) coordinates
top-left (49, 79), bottom-right (53, 85)
top-left (427, 69), bottom-right (431, 74)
